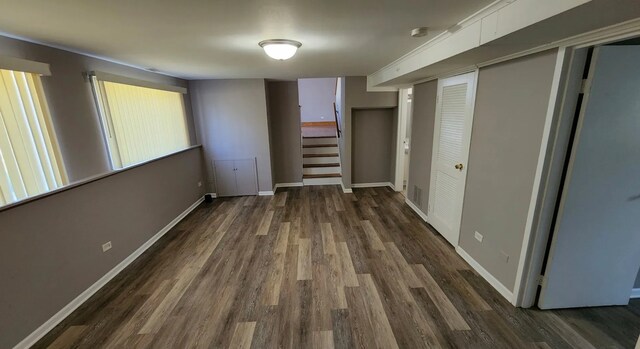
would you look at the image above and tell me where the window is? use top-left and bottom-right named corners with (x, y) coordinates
top-left (91, 74), bottom-right (190, 169)
top-left (0, 68), bottom-right (67, 206)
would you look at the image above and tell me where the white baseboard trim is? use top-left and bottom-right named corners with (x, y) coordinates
top-left (351, 182), bottom-right (393, 188)
top-left (455, 246), bottom-right (515, 305)
top-left (405, 198), bottom-right (428, 222)
top-left (341, 182), bottom-right (352, 194)
top-left (206, 192), bottom-right (217, 198)
top-left (273, 182), bottom-right (303, 191)
top-left (12, 196), bottom-right (204, 349)
top-left (258, 190), bottom-right (274, 196)
top-left (631, 288), bottom-right (640, 299)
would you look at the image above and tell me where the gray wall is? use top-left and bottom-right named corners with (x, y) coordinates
top-left (636, 269), bottom-right (640, 288)
top-left (342, 76), bottom-right (398, 189)
top-left (0, 147), bottom-right (204, 348)
top-left (0, 35), bottom-right (195, 183)
top-left (266, 81), bottom-right (303, 185)
top-left (407, 81), bottom-right (437, 212)
top-left (189, 79), bottom-right (273, 193)
top-left (458, 49), bottom-right (559, 291)
top-left (352, 108), bottom-right (396, 184)
top-left (298, 78), bottom-right (336, 123)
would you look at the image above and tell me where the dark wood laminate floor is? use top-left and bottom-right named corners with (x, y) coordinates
top-left (34, 186), bottom-right (640, 349)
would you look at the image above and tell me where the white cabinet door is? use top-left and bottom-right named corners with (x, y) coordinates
top-left (234, 159), bottom-right (258, 196)
top-left (428, 72), bottom-right (477, 246)
top-left (214, 160), bottom-right (237, 197)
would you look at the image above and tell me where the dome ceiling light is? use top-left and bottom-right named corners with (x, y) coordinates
top-left (259, 39), bottom-right (302, 60)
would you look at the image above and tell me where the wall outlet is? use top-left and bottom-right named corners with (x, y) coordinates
top-left (102, 241), bottom-right (112, 252)
top-left (474, 231), bottom-right (483, 243)
top-left (197, 181), bottom-right (202, 187)
top-left (500, 250), bottom-right (510, 263)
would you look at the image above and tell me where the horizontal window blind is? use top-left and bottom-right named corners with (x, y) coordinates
top-left (0, 69), bottom-right (67, 206)
top-left (92, 77), bottom-right (190, 169)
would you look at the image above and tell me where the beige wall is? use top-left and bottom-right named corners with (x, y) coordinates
top-left (406, 80), bottom-right (437, 212)
top-left (189, 79), bottom-right (273, 193)
top-left (298, 78), bottom-right (336, 123)
top-left (342, 76), bottom-right (398, 189)
top-left (0, 147), bottom-right (205, 348)
top-left (266, 81), bottom-right (303, 185)
top-left (352, 108), bottom-right (397, 184)
top-left (0, 35), bottom-right (195, 183)
top-left (459, 49), bottom-right (559, 291)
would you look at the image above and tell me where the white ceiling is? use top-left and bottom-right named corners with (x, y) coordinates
top-left (0, 0), bottom-right (494, 80)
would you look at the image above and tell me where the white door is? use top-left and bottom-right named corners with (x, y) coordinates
top-left (538, 46), bottom-right (640, 309)
top-left (427, 72), bottom-right (477, 246)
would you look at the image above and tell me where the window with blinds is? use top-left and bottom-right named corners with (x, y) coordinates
top-left (0, 68), bottom-right (67, 206)
top-left (91, 76), bottom-right (190, 169)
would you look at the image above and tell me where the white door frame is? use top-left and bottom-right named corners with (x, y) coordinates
top-left (394, 88), bottom-right (412, 191)
top-left (427, 70), bottom-right (478, 246)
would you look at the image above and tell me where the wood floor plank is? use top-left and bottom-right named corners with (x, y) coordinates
top-left (32, 186), bottom-right (640, 349)
top-left (297, 238), bottom-right (312, 280)
top-left (336, 242), bottom-right (359, 287)
top-left (313, 330), bottom-right (335, 349)
top-left (357, 274), bottom-right (400, 349)
top-left (411, 263), bottom-right (471, 331)
top-left (274, 222), bottom-right (290, 254)
top-left (229, 321), bottom-right (256, 349)
top-left (256, 210), bottom-right (275, 235)
top-left (361, 220), bottom-right (386, 251)
top-left (46, 325), bottom-right (87, 349)
top-left (321, 223), bottom-right (337, 255)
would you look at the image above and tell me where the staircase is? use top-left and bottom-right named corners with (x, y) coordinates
top-left (302, 134), bottom-right (342, 185)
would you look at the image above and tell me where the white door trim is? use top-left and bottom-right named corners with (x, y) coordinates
top-left (427, 70), bottom-right (478, 246)
top-left (511, 48), bottom-right (568, 306)
top-left (394, 88), bottom-right (412, 192)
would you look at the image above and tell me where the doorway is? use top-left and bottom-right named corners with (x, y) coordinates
top-left (536, 42), bottom-right (640, 309)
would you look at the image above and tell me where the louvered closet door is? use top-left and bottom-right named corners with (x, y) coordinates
top-left (428, 72), bottom-right (477, 246)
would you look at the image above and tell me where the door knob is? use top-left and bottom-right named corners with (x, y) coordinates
top-left (454, 163), bottom-right (464, 171)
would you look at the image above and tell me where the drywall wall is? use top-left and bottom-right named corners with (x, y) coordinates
top-left (342, 76), bottom-right (398, 189)
top-left (352, 108), bottom-right (396, 184)
top-left (266, 81), bottom-right (303, 185)
top-left (189, 79), bottom-right (273, 193)
top-left (406, 81), bottom-right (437, 212)
top-left (0, 147), bottom-right (204, 348)
top-left (298, 78), bottom-right (337, 123)
top-left (458, 49), bottom-right (559, 291)
top-left (0, 35), bottom-right (195, 183)
top-left (636, 269), bottom-right (640, 288)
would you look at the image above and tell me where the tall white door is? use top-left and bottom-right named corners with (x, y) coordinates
top-left (428, 72), bottom-right (477, 246)
top-left (538, 46), bottom-right (640, 309)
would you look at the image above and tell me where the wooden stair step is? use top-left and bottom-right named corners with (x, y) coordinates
top-left (303, 173), bottom-right (342, 179)
top-left (302, 144), bottom-right (338, 148)
top-left (303, 153), bottom-right (338, 158)
top-left (303, 163), bottom-right (340, 168)
top-left (302, 135), bottom-right (336, 139)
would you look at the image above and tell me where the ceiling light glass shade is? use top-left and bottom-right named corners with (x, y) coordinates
top-left (259, 39), bottom-right (302, 60)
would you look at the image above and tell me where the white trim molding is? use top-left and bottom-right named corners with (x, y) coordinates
top-left (258, 190), bottom-right (274, 196)
top-left (206, 193), bottom-right (217, 199)
top-left (340, 182), bottom-right (353, 194)
top-left (351, 182), bottom-right (394, 188)
top-left (405, 198), bottom-right (428, 222)
top-left (513, 48), bottom-right (567, 306)
top-left (13, 197), bottom-right (204, 349)
top-left (456, 246), bottom-right (515, 304)
top-left (273, 182), bottom-right (303, 191)
top-left (631, 288), bottom-right (640, 299)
